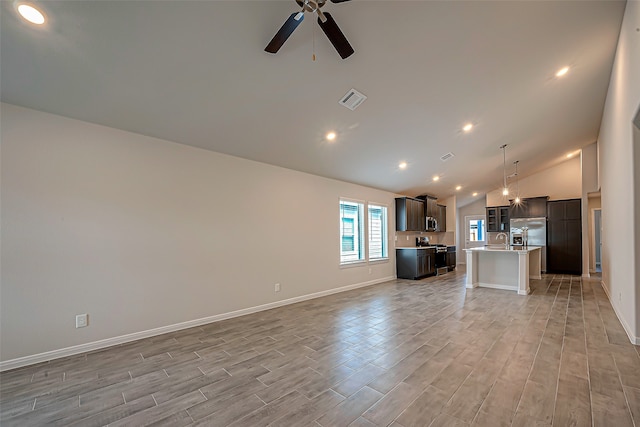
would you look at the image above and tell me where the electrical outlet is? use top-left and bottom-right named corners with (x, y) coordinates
top-left (76, 314), bottom-right (88, 328)
top-left (406, 235), bottom-right (409, 241)
top-left (274, 283), bottom-right (281, 292)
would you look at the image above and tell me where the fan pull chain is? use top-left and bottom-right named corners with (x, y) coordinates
top-left (312, 19), bottom-right (316, 61)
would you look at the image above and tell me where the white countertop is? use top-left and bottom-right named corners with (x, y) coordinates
top-left (396, 247), bottom-right (435, 250)
top-left (464, 246), bottom-right (541, 253)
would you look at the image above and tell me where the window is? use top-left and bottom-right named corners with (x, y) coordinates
top-left (341, 218), bottom-right (355, 251)
top-left (368, 204), bottom-right (388, 260)
top-left (340, 200), bottom-right (365, 264)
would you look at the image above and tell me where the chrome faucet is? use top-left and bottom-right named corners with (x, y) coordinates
top-left (496, 232), bottom-right (509, 249)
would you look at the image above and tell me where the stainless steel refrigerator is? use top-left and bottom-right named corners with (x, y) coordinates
top-left (510, 217), bottom-right (547, 272)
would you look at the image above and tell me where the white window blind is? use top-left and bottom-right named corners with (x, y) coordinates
top-left (340, 200), bottom-right (365, 264)
top-left (368, 204), bottom-right (388, 260)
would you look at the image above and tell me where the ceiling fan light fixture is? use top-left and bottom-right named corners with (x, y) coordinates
top-left (265, 0), bottom-right (354, 59)
top-left (398, 162), bottom-right (407, 170)
top-left (462, 123), bottom-right (473, 132)
top-left (326, 131), bottom-right (337, 141)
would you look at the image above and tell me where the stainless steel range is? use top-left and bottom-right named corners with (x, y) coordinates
top-left (433, 244), bottom-right (448, 275)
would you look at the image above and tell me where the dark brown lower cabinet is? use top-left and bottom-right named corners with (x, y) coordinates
top-left (547, 199), bottom-right (582, 275)
top-left (396, 248), bottom-right (435, 279)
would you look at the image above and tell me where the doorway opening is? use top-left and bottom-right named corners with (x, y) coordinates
top-left (465, 215), bottom-right (486, 249)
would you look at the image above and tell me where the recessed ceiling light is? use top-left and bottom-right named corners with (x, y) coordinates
top-left (398, 162), bottom-right (407, 170)
top-left (326, 132), bottom-right (336, 141)
top-left (472, 192), bottom-right (478, 197)
top-left (556, 66), bottom-right (570, 77)
top-left (567, 152), bottom-right (574, 158)
top-left (462, 123), bottom-right (473, 132)
top-left (17, 3), bottom-right (45, 25)
top-left (432, 176), bottom-right (440, 182)
top-left (455, 185), bottom-right (462, 191)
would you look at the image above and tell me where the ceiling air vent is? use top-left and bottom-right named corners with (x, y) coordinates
top-left (440, 152), bottom-right (455, 162)
top-left (339, 88), bottom-right (367, 111)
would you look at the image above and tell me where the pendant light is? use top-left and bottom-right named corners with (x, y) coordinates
top-left (513, 160), bottom-right (521, 204)
top-left (500, 144), bottom-right (508, 196)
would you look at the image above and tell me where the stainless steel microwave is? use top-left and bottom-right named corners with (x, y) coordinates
top-left (426, 217), bottom-right (437, 231)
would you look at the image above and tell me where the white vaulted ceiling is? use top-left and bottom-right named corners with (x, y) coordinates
top-left (0, 0), bottom-right (626, 204)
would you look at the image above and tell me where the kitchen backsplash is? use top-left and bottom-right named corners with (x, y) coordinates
top-left (395, 231), bottom-right (455, 247)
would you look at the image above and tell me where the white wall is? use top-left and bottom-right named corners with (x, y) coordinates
top-left (598, 0), bottom-right (640, 343)
top-left (443, 196), bottom-right (456, 232)
top-left (581, 144), bottom-right (599, 194)
top-left (486, 156), bottom-right (581, 207)
top-left (440, 195), bottom-right (457, 246)
top-left (581, 143), bottom-right (599, 277)
top-left (0, 104), bottom-right (397, 364)
top-left (635, 121), bottom-right (640, 339)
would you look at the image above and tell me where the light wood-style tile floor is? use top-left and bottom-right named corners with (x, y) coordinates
top-left (1, 269), bottom-right (639, 426)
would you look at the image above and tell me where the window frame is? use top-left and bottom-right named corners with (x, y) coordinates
top-left (339, 198), bottom-right (366, 266)
top-left (367, 202), bottom-right (389, 262)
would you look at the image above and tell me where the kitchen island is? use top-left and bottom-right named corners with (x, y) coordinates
top-left (464, 246), bottom-right (542, 295)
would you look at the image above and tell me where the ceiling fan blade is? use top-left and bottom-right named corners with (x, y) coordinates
top-left (329, 0), bottom-right (352, 3)
top-left (265, 12), bottom-right (304, 54)
top-left (317, 12), bottom-right (354, 59)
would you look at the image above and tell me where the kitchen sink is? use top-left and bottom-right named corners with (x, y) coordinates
top-left (484, 245), bottom-right (511, 250)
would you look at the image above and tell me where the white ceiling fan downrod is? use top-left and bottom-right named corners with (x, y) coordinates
top-left (297, 0), bottom-right (329, 22)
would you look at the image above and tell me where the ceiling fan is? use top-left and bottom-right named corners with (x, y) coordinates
top-left (265, 0), bottom-right (354, 59)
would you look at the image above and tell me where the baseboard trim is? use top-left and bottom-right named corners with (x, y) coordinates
top-left (476, 282), bottom-right (518, 292)
top-left (0, 276), bottom-right (395, 372)
top-left (600, 280), bottom-right (640, 345)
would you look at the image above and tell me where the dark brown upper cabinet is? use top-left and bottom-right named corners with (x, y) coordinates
top-left (395, 197), bottom-right (425, 231)
top-left (424, 196), bottom-right (438, 218)
top-left (510, 196), bottom-right (549, 218)
top-left (486, 206), bottom-right (510, 232)
top-left (435, 205), bottom-right (447, 232)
